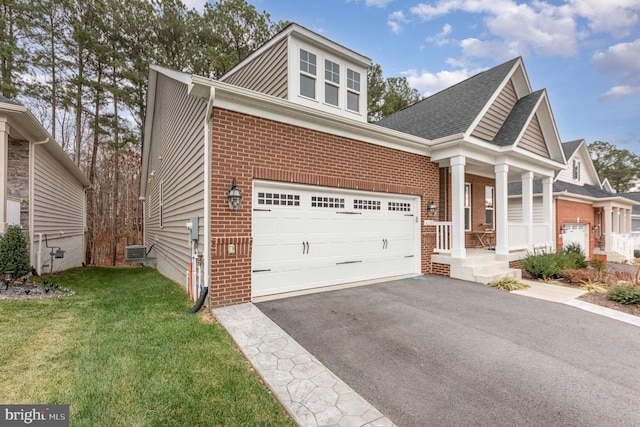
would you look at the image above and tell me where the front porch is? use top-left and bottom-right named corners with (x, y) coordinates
top-left (431, 248), bottom-right (525, 284)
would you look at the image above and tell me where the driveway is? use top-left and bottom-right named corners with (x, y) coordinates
top-left (256, 276), bottom-right (640, 426)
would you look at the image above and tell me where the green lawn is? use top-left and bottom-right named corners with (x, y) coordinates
top-left (0, 267), bottom-right (294, 427)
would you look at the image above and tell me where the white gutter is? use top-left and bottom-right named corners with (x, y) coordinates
top-left (203, 86), bottom-right (215, 307)
top-left (30, 138), bottom-right (49, 275)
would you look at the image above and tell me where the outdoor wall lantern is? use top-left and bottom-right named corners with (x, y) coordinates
top-left (426, 201), bottom-right (437, 217)
top-left (227, 178), bottom-right (242, 211)
top-left (592, 225), bottom-right (599, 233)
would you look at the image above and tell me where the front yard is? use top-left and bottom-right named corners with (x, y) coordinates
top-left (0, 267), bottom-right (294, 427)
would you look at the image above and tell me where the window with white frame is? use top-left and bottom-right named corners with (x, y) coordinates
top-left (485, 186), bottom-right (494, 230)
top-left (464, 183), bottom-right (471, 231)
top-left (324, 59), bottom-right (340, 106)
top-left (159, 180), bottom-right (164, 228)
top-left (573, 159), bottom-right (581, 180)
top-left (300, 49), bottom-right (316, 99)
top-left (347, 69), bottom-right (360, 112)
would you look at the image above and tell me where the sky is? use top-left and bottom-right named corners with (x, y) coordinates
top-left (185, 0), bottom-right (640, 154)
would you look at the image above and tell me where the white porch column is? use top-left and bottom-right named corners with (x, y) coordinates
top-left (495, 163), bottom-right (509, 256)
top-left (450, 156), bottom-right (466, 258)
top-left (604, 206), bottom-right (612, 252)
top-left (521, 171), bottom-right (534, 251)
top-left (614, 207), bottom-right (620, 234)
top-left (0, 118), bottom-right (8, 233)
top-left (542, 176), bottom-right (553, 249)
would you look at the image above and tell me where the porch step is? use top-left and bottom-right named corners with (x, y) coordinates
top-left (449, 254), bottom-right (522, 285)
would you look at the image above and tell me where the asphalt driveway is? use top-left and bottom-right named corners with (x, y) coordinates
top-left (256, 276), bottom-right (640, 426)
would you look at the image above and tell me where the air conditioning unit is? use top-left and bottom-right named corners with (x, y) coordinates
top-left (125, 245), bottom-right (146, 261)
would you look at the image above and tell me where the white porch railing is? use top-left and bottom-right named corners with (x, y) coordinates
top-left (431, 221), bottom-right (452, 253)
top-left (632, 231), bottom-right (640, 251)
top-left (7, 197), bottom-right (21, 226)
top-left (532, 223), bottom-right (550, 249)
top-left (507, 223), bottom-right (528, 251)
top-left (610, 232), bottom-right (634, 260)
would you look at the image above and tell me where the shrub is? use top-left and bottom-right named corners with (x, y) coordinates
top-left (558, 250), bottom-right (588, 270)
top-left (589, 258), bottom-right (606, 272)
top-left (489, 276), bottom-right (529, 292)
top-left (0, 225), bottom-right (30, 278)
top-left (607, 285), bottom-right (640, 305)
top-left (563, 242), bottom-right (584, 255)
top-left (579, 280), bottom-right (607, 294)
top-left (521, 251), bottom-right (561, 280)
top-left (559, 268), bottom-right (599, 284)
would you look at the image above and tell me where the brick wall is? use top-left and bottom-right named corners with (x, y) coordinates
top-left (210, 108), bottom-right (440, 307)
top-left (555, 199), bottom-right (596, 258)
top-left (431, 262), bottom-right (450, 276)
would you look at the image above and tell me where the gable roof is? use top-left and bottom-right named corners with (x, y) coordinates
top-left (0, 95), bottom-right (21, 106)
top-left (376, 58), bottom-right (520, 140)
top-left (562, 139), bottom-right (582, 160)
top-left (220, 22), bottom-right (371, 82)
top-left (492, 90), bottom-right (543, 146)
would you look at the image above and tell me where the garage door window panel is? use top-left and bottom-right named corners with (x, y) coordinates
top-left (354, 199), bottom-right (381, 210)
top-left (257, 192), bottom-right (300, 206)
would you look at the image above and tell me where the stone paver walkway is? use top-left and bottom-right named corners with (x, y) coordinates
top-left (214, 303), bottom-right (395, 427)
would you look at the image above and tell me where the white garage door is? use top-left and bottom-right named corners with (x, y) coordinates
top-left (562, 223), bottom-right (588, 254)
top-left (252, 181), bottom-right (420, 297)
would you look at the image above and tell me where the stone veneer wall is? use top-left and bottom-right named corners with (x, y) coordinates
top-left (7, 139), bottom-right (30, 229)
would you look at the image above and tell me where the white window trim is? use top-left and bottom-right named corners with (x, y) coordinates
top-left (485, 186), bottom-right (495, 231)
top-left (324, 59), bottom-right (340, 107)
top-left (464, 183), bottom-right (471, 231)
top-left (346, 68), bottom-right (361, 112)
top-left (299, 49), bottom-right (317, 100)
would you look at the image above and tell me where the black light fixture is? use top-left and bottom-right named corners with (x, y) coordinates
top-left (227, 178), bottom-right (242, 211)
top-left (426, 201), bottom-right (437, 217)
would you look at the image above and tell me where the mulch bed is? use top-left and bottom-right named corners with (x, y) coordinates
top-left (578, 292), bottom-right (640, 317)
top-left (0, 283), bottom-right (68, 300)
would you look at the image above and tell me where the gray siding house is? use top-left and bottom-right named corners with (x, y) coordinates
top-left (0, 96), bottom-right (91, 274)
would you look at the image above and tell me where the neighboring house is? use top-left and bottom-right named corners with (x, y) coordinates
top-left (509, 139), bottom-right (636, 262)
top-left (616, 191), bottom-right (640, 251)
top-left (0, 96), bottom-right (91, 274)
top-left (141, 23), bottom-right (567, 309)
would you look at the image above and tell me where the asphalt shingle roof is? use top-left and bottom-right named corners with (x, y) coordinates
top-left (509, 179), bottom-right (618, 199)
top-left (376, 58), bottom-right (519, 140)
top-left (561, 140), bottom-right (582, 160)
top-left (0, 95), bottom-right (21, 106)
top-left (493, 90), bottom-right (543, 146)
top-left (618, 192), bottom-right (640, 215)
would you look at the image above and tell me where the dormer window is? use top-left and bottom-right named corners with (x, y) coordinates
top-left (573, 159), bottom-right (581, 180)
top-left (300, 49), bottom-right (316, 99)
top-left (347, 69), bottom-right (360, 112)
top-left (324, 59), bottom-right (340, 106)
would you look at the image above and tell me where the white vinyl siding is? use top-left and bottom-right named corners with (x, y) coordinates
top-left (221, 37), bottom-right (288, 99)
top-left (519, 115), bottom-right (550, 158)
top-left (557, 148), bottom-right (599, 186)
top-left (472, 80), bottom-right (518, 142)
top-left (508, 197), bottom-right (544, 223)
top-left (145, 74), bottom-right (206, 287)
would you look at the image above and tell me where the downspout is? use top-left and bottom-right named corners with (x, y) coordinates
top-left (29, 138), bottom-right (49, 275)
top-left (202, 86), bottom-right (215, 310)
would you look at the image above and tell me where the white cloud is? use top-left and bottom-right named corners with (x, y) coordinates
top-left (426, 23), bottom-right (453, 46)
top-left (411, 0), bottom-right (640, 61)
top-left (347, 0), bottom-right (395, 7)
top-left (403, 67), bottom-right (485, 96)
top-left (598, 85), bottom-right (640, 102)
top-left (593, 39), bottom-right (640, 100)
top-left (388, 10), bottom-right (408, 34)
top-left (569, 0), bottom-right (640, 35)
top-left (365, 0), bottom-right (395, 6)
top-left (459, 38), bottom-right (527, 60)
top-left (593, 39), bottom-right (640, 83)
